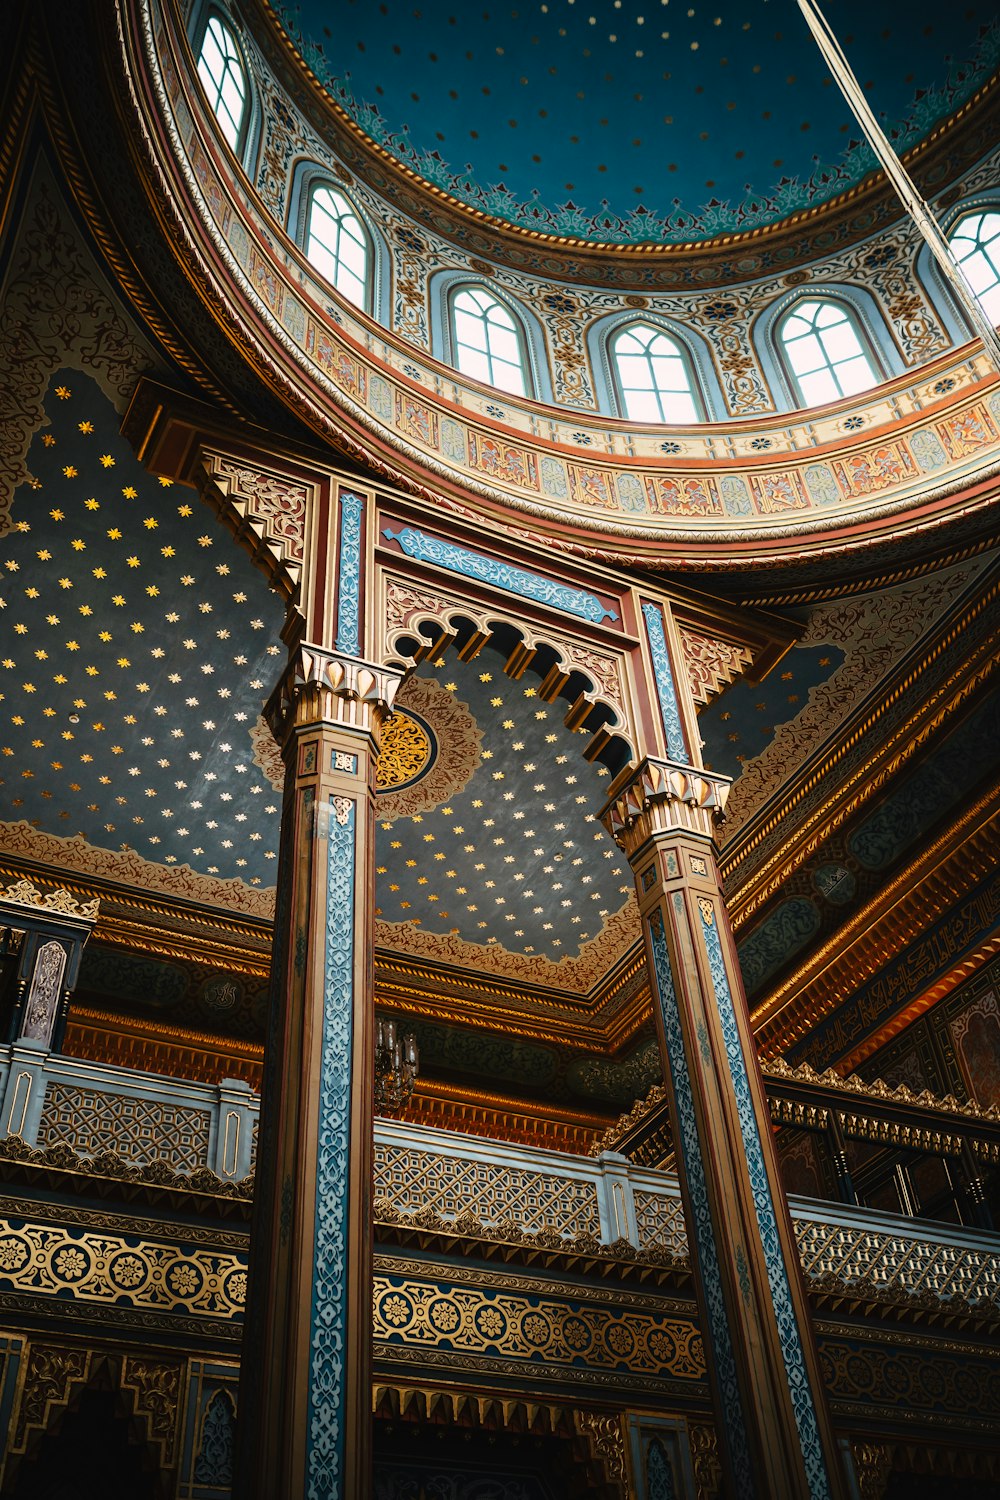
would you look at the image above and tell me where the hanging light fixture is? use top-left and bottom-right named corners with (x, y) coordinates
top-left (374, 1016), bottom-right (419, 1112)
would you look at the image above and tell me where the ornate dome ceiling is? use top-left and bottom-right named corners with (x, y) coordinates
top-left (270, 0), bottom-right (998, 244)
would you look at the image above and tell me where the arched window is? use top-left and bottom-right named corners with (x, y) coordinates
top-left (304, 185), bottom-right (370, 310)
top-left (949, 210), bottom-right (1000, 326)
top-left (776, 298), bottom-right (879, 406)
top-left (449, 286), bottom-right (528, 395)
top-left (610, 322), bottom-right (701, 423)
top-left (196, 14), bottom-right (248, 153)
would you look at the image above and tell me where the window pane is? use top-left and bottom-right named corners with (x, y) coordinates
top-left (836, 356), bottom-right (878, 396)
top-left (617, 355), bottom-right (655, 389)
top-left (491, 359), bottom-right (526, 396)
top-left (784, 334), bottom-right (824, 376)
top-left (488, 326), bottom-right (520, 363)
top-left (612, 322), bottom-right (700, 424)
top-left (798, 368), bottom-right (840, 405)
top-left (821, 319), bottom-right (860, 358)
top-left (197, 17), bottom-right (247, 152)
top-left (979, 282), bottom-right (1000, 323)
top-left (623, 388), bottom-right (663, 422)
top-left (450, 287), bottom-right (529, 394)
top-left (780, 299), bottom-right (878, 405)
top-left (305, 187), bottom-right (370, 309)
top-left (649, 355), bottom-right (687, 392)
top-left (454, 309), bottom-right (487, 351)
top-left (456, 345), bottom-right (491, 382)
top-left (663, 391), bottom-right (699, 423)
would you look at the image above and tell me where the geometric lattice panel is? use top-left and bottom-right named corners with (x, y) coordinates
top-left (373, 1143), bottom-right (600, 1237)
top-left (633, 1190), bottom-right (688, 1257)
top-left (36, 1084), bottom-right (211, 1172)
top-left (794, 1217), bottom-right (1000, 1311)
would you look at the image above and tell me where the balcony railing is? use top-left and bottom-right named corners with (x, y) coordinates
top-left (2, 1040), bottom-right (999, 1317)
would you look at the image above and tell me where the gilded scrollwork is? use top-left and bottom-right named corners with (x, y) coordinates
top-left (0, 878), bottom-right (99, 922)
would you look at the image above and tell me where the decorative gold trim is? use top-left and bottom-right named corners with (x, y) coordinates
top-left (252, 0), bottom-right (999, 272)
top-left (753, 791), bottom-right (1000, 1055)
top-left (0, 878), bottom-right (98, 922)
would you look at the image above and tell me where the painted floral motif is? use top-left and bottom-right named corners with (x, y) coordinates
top-left (249, 250), bottom-right (284, 315)
top-left (468, 433), bottom-right (539, 489)
top-left (645, 474), bottom-right (721, 516)
top-left (938, 405), bottom-right (998, 459)
top-left (750, 470), bottom-right (808, 514)
top-left (429, 1298), bottom-right (460, 1332)
top-left (167, 1262), bottom-right (202, 1297)
top-left (832, 443), bottom-right (916, 497)
top-left (606, 1324), bottom-right (636, 1357)
top-left (0, 1236), bottom-right (29, 1272)
top-left (475, 1304), bottom-right (507, 1340)
top-left (568, 465), bottom-right (612, 507)
top-left (110, 1253), bottom-right (147, 1289)
top-left (395, 393), bottom-right (438, 446)
top-left (52, 1246), bottom-right (88, 1280)
top-left (376, 674), bottom-right (483, 822)
top-left (522, 1312), bottom-right (551, 1345)
top-left (249, 714), bottom-right (286, 792)
top-left (380, 1291), bottom-right (413, 1327)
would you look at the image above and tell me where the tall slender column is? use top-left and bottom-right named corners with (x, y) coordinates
top-left (601, 606), bottom-right (846, 1499)
top-left (235, 647), bottom-right (402, 1500)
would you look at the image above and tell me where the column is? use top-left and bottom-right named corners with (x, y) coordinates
top-left (601, 605), bottom-right (846, 1500)
top-left (234, 646), bottom-right (402, 1499)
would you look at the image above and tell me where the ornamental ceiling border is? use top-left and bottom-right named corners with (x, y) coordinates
top-left (127, 1), bottom-right (1000, 565)
top-left (0, 823), bottom-right (276, 920)
top-left (252, 0), bottom-right (1000, 268)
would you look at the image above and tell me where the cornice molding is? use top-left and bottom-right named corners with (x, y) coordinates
top-left (721, 573), bottom-right (1000, 901)
top-left (753, 790), bottom-right (1000, 1055)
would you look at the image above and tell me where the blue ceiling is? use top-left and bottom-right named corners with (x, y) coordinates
top-left (376, 648), bottom-right (631, 960)
top-left (273, 0), bottom-right (998, 243)
top-left (0, 372), bottom-right (287, 887)
top-left (699, 641), bottom-right (844, 780)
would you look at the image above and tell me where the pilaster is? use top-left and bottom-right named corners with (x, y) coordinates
top-left (605, 598), bottom-right (847, 1499)
top-left (234, 644), bottom-right (402, 1500)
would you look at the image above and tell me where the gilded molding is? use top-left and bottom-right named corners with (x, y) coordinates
top-left (0, 1133), bottom-right (253, 1203)
top-left (265, 642), bottom-right (404, 745)
top-left (373, 1195), bottom-right (685, 1273)
top-left (689, 1423), bottom-right (724, 1500)
top-left (754, 794), bottom-right (1000, 1055)
top-left (0, 878), bottom-right (98, 922)
top-left (575, 1410), bottom-right (629, 1497)
top-left (678, 627), bottom-right (754, 708)
top-left (591, 1057), bottom-right (1000, 1160)
top-left (722, 578), bottom-right (999, 900)
top-left (600, 759), bottom-right (731, 854)
top-left (195, 448), bottom-right (307, 601)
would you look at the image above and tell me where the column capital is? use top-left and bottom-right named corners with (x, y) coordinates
top-left (599, 756), bottom-right (731, 858)
top-left (266, 643), bottom-right (406, 745)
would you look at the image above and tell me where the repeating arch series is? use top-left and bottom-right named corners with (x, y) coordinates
top-left (192, 10), bottom-right (1000, 425)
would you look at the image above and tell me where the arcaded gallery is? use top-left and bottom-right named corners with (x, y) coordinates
top-left (0, 0), bottom-right (998, 1495)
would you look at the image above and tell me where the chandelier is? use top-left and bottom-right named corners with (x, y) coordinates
top-left (374, 1017), bottom-right (419, 1113)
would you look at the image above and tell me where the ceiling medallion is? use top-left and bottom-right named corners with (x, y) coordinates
top-left (375, 673), bottom-right (483, 822)
top-left (376, 710), bottom-right (433, 793)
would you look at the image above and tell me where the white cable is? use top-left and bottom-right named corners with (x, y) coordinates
top-left (796, 0), bottom-right (1000, 371)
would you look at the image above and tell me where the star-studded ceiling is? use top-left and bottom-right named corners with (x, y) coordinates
top-left (375, 647), bottom-right (631, 962)
top-left (273, 0), bottom-right (998, 243)
top-left (699, 641), bottom-right (845, 780)
top-left (0, 371), bottom-right (287, 888)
